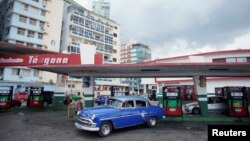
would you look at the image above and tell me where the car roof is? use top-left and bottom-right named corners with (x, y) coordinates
top-left (110, 96), bottom-right (148, 102)
top-left (207, 95), bottom-right (224, 98)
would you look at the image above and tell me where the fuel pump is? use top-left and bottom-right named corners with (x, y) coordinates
top-left (27, 87), bottom-right (44, 107)
top-left (224, 86), bottom-right (248, 117)
top-left (163, 86), bottom-right (182, 116)
top-left (246, 87), bottom-right (250, 117)
top-left (111, 86), bottom-right (129, 96)
top-left (0, 86), bottom-right (13, 110)
top-left (181, 85), bottom-right (196, 101)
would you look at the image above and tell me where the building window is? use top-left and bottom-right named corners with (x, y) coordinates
top-left (114, 26), bottom-right (117, 29)
top-left (37, 45), bottom-right (42, 48)
top-left (33, 0), bottom-right (39, 2)
top-left (6, 28), bottom-right (9, 35)
top-left (226, 58), bottom-right (236, 63)
top-left (236, 57), bottom-right (247, 62)
top-left (38, 33), bottom-right (43, 39)
top-left (17, 28), bottom-right (25, 35)
top-left (113, 33), bottom-right (117, 37)
top-left (0, 68), bottom-right (3, 80)
top-left (68, 84), bottom-right (75, 88)
top-left (41, 10), bottom-right (46, 16)
top-left (34, 70), bottom-right (39, 76)
top-left (213, 57), bottom-right (249, 63)
top-left (27, 43), bottom-right (33, 47)
top-left (40, 22), bottom-right (45, 30)
top-left (23, 69), bottom-right (31, 77)
top-left (16, 41), bottom-right (24, 45)
top-left (29, 18), bottom-right (36, 25)
top-left (113, 58), bottom-right (117, 62)
top-left (67, 46), bottom-right (80, 54)
top-left (19, 16), bottom-right (27, 23)
top-left (23, 4), bottom-right (28, 11)
top-left (12, 68), bottom-right (20, 75)
top-left (27, 30), bottom-right (35, 38)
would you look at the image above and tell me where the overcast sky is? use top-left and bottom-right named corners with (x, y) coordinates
top-left (75, 0), bottom-right (250, 59)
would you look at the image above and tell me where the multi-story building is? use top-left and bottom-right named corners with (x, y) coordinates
top-left (92, 0), bottom-right (110, 18)
top-left (61, 0), bottom-right (125, 97)
top-left (121, 40), bottom-right (151, 94)
top-left (0, 0), bottom-right (63, 90)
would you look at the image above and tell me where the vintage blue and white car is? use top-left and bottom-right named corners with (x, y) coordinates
top-left (75, 96), bottom-right (164, 137)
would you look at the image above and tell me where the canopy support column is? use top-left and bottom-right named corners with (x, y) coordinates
top-left (193, 76), bottom-right (208, 116)
top-left (82, 76), bottom-right (95, 108)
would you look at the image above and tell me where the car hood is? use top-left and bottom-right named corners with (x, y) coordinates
top-left (184, 102), bottom-right (199, 107)
top-left (78, 106), bottom-right (119, 118)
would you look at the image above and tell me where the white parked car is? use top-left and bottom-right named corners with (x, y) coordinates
top-left (183, 96), bottom-right (227, 114)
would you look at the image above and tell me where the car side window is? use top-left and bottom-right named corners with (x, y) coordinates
top-left (208, 97), bottom-right (214, 104)
top-left (216, 97), bottom-right (224, 103)
top-left (136, 100), bottom-right (146, 107)
top-left (122, 100), bottom-right (134, 108)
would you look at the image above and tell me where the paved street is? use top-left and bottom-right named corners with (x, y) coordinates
top-left (0, 110), bottom-right (248, 141)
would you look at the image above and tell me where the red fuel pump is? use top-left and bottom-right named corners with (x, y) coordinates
top-left (27, 87), bottom-right (44, 107)
top-left (163, 86), bottom-right (182, 116)
top-left (247, 87), bottom-right (250, 117)
top-left (0, 86), bottom-right (13, 110)
top-left (224, 87), bottom-right (248, 117)
top-left (181, 85), bottom-right (196, 101)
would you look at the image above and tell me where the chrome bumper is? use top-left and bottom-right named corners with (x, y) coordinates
top-left (75, 122), bottom-right (99, 131)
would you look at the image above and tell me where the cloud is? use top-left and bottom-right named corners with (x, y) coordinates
top-left (152, 33), bottom-right (250, 59)
top-left (74, 0), bottom-right (250, 59)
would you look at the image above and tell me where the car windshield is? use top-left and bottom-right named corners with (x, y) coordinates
top-left (107, 98), bottom-right (123, 107)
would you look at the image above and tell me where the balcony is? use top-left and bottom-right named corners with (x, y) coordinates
top-left (71, 31), bottom-right (84, 38)
top-left (104, 58), bottom-right (113, 63)
top-left (12, 2), bottom-right (46, 22)
top-left (96, 47), bottom-right (113, 54)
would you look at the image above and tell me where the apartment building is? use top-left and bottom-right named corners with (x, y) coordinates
top-left (0, 0), bottom-right (63, 89)
top-left (61, 0), bottom-right (126, 97)
top-left (92, 0), bottom-right (110, 18)
top-left (120, 40), bottom-right (151, 94)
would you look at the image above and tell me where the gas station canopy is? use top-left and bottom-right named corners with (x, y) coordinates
top-left (1, 42), bottom-right (250, 78)
top-left (32, 62), bottom-right (250, 78)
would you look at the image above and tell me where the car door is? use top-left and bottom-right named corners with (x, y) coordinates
top-left (213, 97), bottom-right (227, 113)
top-left (208, 97), bottom-right (216, 112)
top-left (135, 100), bottom-right (151, 123)
top-left (117, 100), bottom-right (141, 128)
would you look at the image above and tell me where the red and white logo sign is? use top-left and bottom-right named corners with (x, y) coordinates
top-left (0, 54), bottom-right (81, 66)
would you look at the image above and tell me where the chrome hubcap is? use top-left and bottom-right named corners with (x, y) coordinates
top-left (102, 124), bottom-right (110, 135)
top-left (150, 118), bottom-right (156, 126)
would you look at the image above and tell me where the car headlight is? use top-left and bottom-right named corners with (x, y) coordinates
top-left (91, 114), bottom-right (95, 120)
top-left (77, 111), bottom-right (81, 116)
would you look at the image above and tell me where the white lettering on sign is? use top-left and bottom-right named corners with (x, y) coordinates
top-left (29, 56), bottom-right (69, 65)
top-left (0, 58), bottom-right (23, 63)
top-left (231, 92), bottom-right (243, 97)
top-left (212, 129), bottom-right (247, 136)
top-left (167, 92), bottom-right (178, 97)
